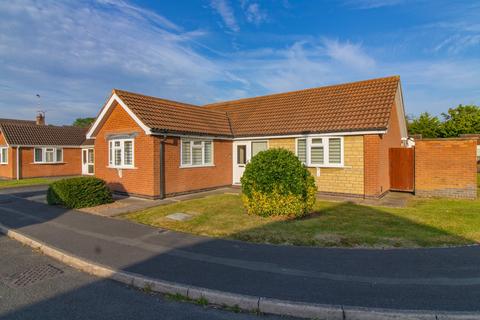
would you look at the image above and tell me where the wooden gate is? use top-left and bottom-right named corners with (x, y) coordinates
top-left (389, 148), bottom-right (414, 192)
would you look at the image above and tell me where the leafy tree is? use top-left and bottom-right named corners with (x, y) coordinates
top-left (440, 105), bottom-right (480, 137)
top-left (408, 112), bottom-right (442, 138)
top-left (73, 117), bottom-right (95, 128)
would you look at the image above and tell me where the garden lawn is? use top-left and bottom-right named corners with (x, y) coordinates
top-left (0, 177), bottom-right (54, 189)
top-left (125, 175), bottom-right (480, 248)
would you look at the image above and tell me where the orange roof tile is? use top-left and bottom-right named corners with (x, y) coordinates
top-left (113, 89), bottom-right (232, 137)
top-left (204, 76), bottom-right (400, 137)
top-left (111, 76), bottom-right (400, 138)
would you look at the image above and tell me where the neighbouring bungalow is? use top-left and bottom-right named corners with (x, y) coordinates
top-left (0, 115), bottom-right (94, 179)
top-left (86, 76), bottom-right (408, 199)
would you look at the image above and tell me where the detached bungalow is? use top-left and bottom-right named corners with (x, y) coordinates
top-left (0, 115), bottom-right (93, 179)
top-left (86, 76), bottom-right (408, 199)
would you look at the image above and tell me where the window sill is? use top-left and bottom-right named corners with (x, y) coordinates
top-left (0, 163), bottom-right (7, 165)
top-left (179, 164), bottom-right (215, 169)
top-left (31, 162), bottom-right (66, 165)
top-left (107, 166), bottom-right (137, 170)
top-left (307, 165), bottom-right (346, 168)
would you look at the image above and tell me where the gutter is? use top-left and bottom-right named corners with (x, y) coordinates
top-left (16, 146), bottom-right (20, 180)
top-left (159, 131), bottom-right (167, 199)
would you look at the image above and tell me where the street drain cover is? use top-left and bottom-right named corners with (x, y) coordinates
top-left (6, 264), bottom-right (64, 287)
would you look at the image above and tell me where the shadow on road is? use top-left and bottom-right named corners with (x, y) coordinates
top-left (1, 187), bottom-right (480, 319)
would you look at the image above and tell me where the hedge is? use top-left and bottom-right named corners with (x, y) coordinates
top-left (47, 177), bottom-right (113, 209)
top-left (241, 148), bottom-right (316, 218)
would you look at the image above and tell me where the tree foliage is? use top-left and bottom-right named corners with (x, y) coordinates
top-left (441, 105), bottom-right (480, 137)
top-left (408, 112), bottom-right (442, 138)
top-left (408, 105), bottom-right (480, 138)
top-left (73, 117), bottom-right (95, 128)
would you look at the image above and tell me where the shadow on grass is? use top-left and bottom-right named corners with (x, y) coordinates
top-left (231, 201), bottom-right (473, 248)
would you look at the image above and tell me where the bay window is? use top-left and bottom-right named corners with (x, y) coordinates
top-left (296, 137), bottom-right (344, 167)
top-left (108, 138), bottom-right (134, 168)
top-left (0, 147), bottom-right (7, 164)
top-left (34, 147), bottom-right (63, 163)
top-left (181, 139), bottom-right (213, 167)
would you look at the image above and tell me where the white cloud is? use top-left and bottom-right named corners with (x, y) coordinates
top-left (0, 0), bottom-right (478, 124)
top-left (0, 0), bottom-right (243, 123)
top-left (96, 0), bottom-right (182, 31)
top-left (322, 38), bottom-right (376, 70)
top-left (345, 0), bottom-right (406, 9)
top-left (241, 1), bottom-right (268, 25)
top-left (210, 0), bottom-right (239, 32)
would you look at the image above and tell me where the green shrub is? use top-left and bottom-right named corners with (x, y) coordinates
top-left (241, 148), bottom-right (316, 218)
top-left (47, 177), bottom-right (113, 209)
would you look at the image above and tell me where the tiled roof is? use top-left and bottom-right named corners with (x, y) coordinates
top-left (0, 118), bottom-right (36, 125)
top-left (0, 121), bottom-right (87, 146)
top-left (113, 89), bottom-right (233, 137)
top-left (203, 76), bottom-right (400, 137)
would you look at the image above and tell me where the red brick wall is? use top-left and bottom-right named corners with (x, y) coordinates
top-left (93, 101), bottom-right (233, 198)
top-left (163, 137), bottom-right (232, 196)
top-left (415, 139), bottom-right (477, 199)
top-left (364, 102), bottom-right (403, 197)
top-left (19, 147), bottom-right (82, 178)
top-left (94, 102), bottom-right (159, 197)
top-left (0, 132), bottom-right (13, 179)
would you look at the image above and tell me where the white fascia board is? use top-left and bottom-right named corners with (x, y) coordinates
top-left (150, 132), bottom-right (233, 140)
top-left (232, 130), bottom-right (386, 141)
top-left (9, 145), bottom-right (85, 148)
top-left (396, 82), bottom-right (409, 139)
top-left (150, 130), bottom-right (386, 141)
top-left (86, 93), bottom-right (151, 139)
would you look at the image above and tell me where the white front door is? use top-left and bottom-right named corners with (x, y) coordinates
top-left (233, 141), bottom-right (251, 184)
top-left (82, 148), bottom-right (94, 175)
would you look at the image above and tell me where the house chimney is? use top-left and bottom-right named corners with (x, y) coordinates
top-left (36, 112), bottom-right (45, 125)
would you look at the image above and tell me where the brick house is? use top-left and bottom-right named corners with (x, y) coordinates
top-left (0, 115), bottom-right (93, 179)
top-left (86, 76), bottom-right (409, 199)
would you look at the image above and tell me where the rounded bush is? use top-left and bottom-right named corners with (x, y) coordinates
top-left (47, 177), bottom-right (113, 209)
top-left (241, 148), bottom-right (316, 218)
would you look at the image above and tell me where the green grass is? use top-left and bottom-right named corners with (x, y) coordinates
top-left (124, 175), bottom-right (480, 248)
top-left (0, 177), bottom-right (55, 189)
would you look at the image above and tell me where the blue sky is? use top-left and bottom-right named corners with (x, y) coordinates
top-left (0, 0), bottom-right (479, 125)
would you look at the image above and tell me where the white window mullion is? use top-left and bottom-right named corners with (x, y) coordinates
top-left (190, 141), bottom-right (193, 165)
top-left (324, 137), bottom-right (329, 165)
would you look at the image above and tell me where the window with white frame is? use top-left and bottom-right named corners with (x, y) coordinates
top-left (296, 137), bottom-right (344, 167)
top-left (108, 138), bottom-right (134, 168)
top-left (0, 147), bottom-right (7, 164)
top-left (181, 139), bottom-right (213, 167)
top-left (34, 147), bottom-right (63, 164)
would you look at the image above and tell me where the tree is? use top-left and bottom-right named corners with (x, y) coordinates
top-left (408, 112), bottom-right (442, 138)
top-left (73, 117), bottom-right (95, 128)
top-left (440, 105), bottom-right (480, 137)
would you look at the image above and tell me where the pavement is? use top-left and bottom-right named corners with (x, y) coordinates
top-left (0, 236), bottom-right (288, 320)
top-left (1, 186), bottom-right (480, 317)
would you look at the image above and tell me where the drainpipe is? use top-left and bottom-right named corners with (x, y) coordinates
top-left (16, 146), bottom-right (20, 180)
top-left (159, 132), bottom-right (167, 199)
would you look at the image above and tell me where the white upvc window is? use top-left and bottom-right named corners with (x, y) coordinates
top-left (108, 138), bottom-right (134, 168)
top-left (33, 147), bottom-right (63, 164)
top-left (0, 147), bottom-right (7, 164)
top-left (181, 139), bottom-right (214, 167)
top-left (296, 137), bottom-right (344, 167)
